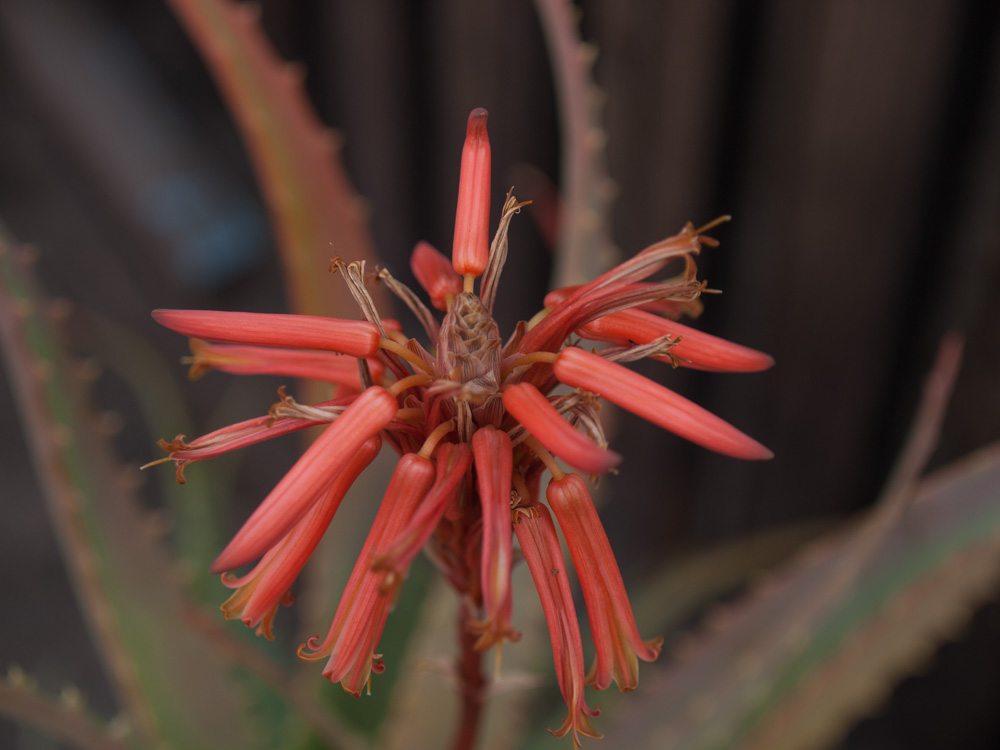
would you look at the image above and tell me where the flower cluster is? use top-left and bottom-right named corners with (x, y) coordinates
top-left (152, 108), bottom-right (772, 746)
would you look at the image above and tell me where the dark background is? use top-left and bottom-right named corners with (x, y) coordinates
top-left (1, 1), bottom-right (999, 748)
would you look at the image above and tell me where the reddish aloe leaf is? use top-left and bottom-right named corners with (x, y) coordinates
top-left (605, 443), bottom-right (1000, 750)
top-left (533, 0), bottom-right (616, 286)
top-left (0, 672), bottom-right (133, 750)
top-left (165, 0), bottom-right (387, 318)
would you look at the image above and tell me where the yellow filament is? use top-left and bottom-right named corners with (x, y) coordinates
top-left (525, 306), bottom-right (552, 331)
top-left (418, 420), bottom-right (456, 458)
top-left (395, 407), bottom-right (425, 423)
top-left (693, 214), bottom-right (731, 235)
top-left (388, 373), bottom-right (432, 396)
top-left (522, 435), bottom-right (565, 481)
top-left (385, 328), bottom-right (409, 346)
top-left (140, 456), bottom-right (172, 470)
top-left (380, 338), bottom-right (435, 375)
top-left (511, 471), bottom-right (530, 507)
top-left (500, 350), bottom-right (558, 380)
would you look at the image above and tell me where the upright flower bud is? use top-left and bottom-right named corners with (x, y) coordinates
top-left (452, 108), bottom-right (491, 278)
top-left (411, 241), bottom-right (464, 310)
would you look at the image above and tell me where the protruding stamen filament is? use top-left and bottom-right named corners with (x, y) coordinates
top-left (379, 338), bottom-right (435, 375)
top-left (520, 435), bottom-right (566, 482)
top-left (418, 420), bottom-right (456, 459)
top-left (500, 350), bottom-right (558, 380)
top-left (388, 373), bottom-right (432, 397)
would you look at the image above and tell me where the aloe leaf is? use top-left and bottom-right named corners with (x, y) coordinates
top-left (0, 228), bottom-right (254, 748)
top-left (534, 0), bottom-right (617, 286)
top-left (84, 311), bottom-right (225, 601)
top-left (164, 0), bottom-right (386, 319)
top-left (0, 667), bottom-right (133, 750)
top-left (601, 442), bottom-right (1000, 750)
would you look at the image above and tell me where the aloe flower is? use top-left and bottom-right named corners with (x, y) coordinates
top-left (152, 108), bottom-right (772, 745)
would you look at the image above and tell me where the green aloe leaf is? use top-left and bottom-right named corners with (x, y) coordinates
top-left (601, 442), bottom-right (1000, 750)
top-left (0, 227), bottom-right (254, 749)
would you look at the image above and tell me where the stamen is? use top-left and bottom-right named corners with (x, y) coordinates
top-left (140, 455), bottom-right (173, 470)
top-left (526, 307), bottom-right (552, 331)
top-left (418, 420), bottom-right (456, 458)
top-left (379, 338), bottom-right (435, 375)
top-left (511, 471), bottom-right (530, 508)
top-left (692, 215), bottom-right (731, 236)
top-left (522, 435), bottom-right (565, 481)
top-left (395, 407), bottom-right (425, 423)
top-left (500, 350), bottom-right (558, 380)
top-left (388, 373), bottom-right (432, 396)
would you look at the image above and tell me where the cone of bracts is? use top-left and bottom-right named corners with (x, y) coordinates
top-left (149, 108), bottom-right (773, 746)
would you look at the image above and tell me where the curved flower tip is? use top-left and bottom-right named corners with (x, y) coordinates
top-left (216, 436), bottom-right (381, 639)
top-left (547, 473), bottom-right (662, 692)
top-left (210, 386), bottom-right (398, 573)
top-left (502, 382), bottom-right (621, 475)
top-left (554, 347), bottom-right (773, 461)
top-left (299, 452), bottom-right (436, 696)
top-left (513, 505), bottom-right (602, 748)
top-left (452, 108), bottom-right (491, 278)
top-left (152, 309), bottom-right (381, 358)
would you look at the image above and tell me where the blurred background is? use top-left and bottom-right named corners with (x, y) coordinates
top-left (1, 1), bottom-right (999, 748)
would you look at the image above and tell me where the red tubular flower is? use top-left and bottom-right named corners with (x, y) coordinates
top-left (452, 108), bottom-right (491, 278)
top-left (411, 241), bottom-right (464, 311)
top-left (374, 442), bottom-right (473, 579)
top-left (219, 436), bottom-right (381, 638)
top-left (576, 308), bottom-right (774, 373)
top-left (554, 347), bottom-right (773, 460)
top-left (185, 338), bottom-right (385, 386)
top-left (152, 107), bottom-right (773, 740)
top-left (545, 283), bottom-right (703, 320)
top-left (298, 453), bottom-right (436, 696)
top-left (470, 425), bottom-right (519, 651)
top-left (210, 386), bottom-right (399, 573)
top-left (547, 473), bottom-right (663, 691)
top-left (514, 505), bottom-right (601, 747)
top-left (502, 382), bottom-right (621, 474)
top-left (152, 309), bottom-right (381, 357)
